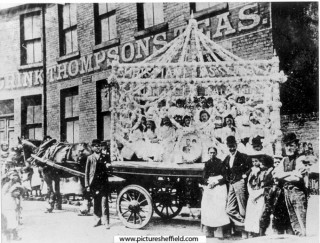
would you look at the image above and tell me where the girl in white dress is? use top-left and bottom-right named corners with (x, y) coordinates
top-left (143, 120), bottom-right (162, 161)
top-left (157, 116), bottom-right (177, 163)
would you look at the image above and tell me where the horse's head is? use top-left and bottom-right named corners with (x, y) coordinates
top-left (18, 137), bottom-right (39, 161)
top-left (70, 143), bottom-right (92, 163)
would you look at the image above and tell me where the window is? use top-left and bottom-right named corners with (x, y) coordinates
top-left (195, 2), bottom-right (219, 12)
top-left (0, 99), bottom-right (14, 148)
top-left (59, 4), bottom-right (78, 55)
top-left (22, 96), bottom-right (42, 140)
top-left (97, 82), bottom-right (111, 141)
top-left (95, 3), bottom-right (117, 44)
top-left (61, 88), bottom-right (79, 143)
top-left (137, 3), bottom-right (164, 30)
top-left (21, 12), bottom-right (42, 65)
top-left (190, 2), bottom-right (228, 20)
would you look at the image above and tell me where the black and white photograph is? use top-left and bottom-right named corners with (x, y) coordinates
top-left (0, 1), bottom-right (318, 243)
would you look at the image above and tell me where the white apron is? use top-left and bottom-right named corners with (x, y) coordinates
top-left (201, 184), bottom-right (230, 227)
top-left (245, 188), bottom-right (265, 233)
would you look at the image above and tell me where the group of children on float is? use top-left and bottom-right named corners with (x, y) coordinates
top-left (119, 95), bottom-right (274, 163)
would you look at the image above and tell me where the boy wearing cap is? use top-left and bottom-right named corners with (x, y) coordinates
top-left (223, 136), bottom-right (252, 230)
top-left (85, 139), bottom-right (111, 229)
top-left (273, 133), bottom-right (307, 236)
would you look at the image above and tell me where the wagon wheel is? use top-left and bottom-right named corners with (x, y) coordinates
top-left (152, 182), bottom-right (184, 219)
top-left (116, 185), bottom-right (153, 229)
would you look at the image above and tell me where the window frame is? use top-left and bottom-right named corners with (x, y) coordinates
top-left (61, 87), bottom-right (79, 143)
top-left (94, 3), bottom-right (117, 45)
top-left (20, 11), bottom-right (42, 65)
top-left (137, 3), bottom-right (164, 31)
top-left (190, 2), bottom-right (228, 21)
top-left (21, 95), bottom-right (42, 140)
top-left (96, 81), bottom-right (111, 141)
top-left (59, 4), bottom-right (78, 56)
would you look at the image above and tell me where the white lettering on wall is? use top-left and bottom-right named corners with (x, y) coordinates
top-left (23, 71), bottom-right (33, 87)
top-left (212, 12), bottom-right (236, 38)
top-left (93, 51), bottom-right (106, 71)
top-left (0, 3), bottom-right (268, 90)
top-left (136, 37), bottom-right (150, 59)
top-left (153, 33), bottom-right (167, 53)
top-left (33, 70), bottom-right (43, 85)
top-left (122, 43), bottom-right (135, 62)
top-left (48, 66), bottom-right (56, 82)
top-left (238, 3), bottom-right (261, 31)
top-left (57, 62), bottom-right (68, 80)
top-left (6, 73), bottom-right (15, 89)
top-left (108, 47), bottom-right (119, 62)
top-left (68, 60), bottom-right (79, 77)
top-left (80, 54), bottom-right (94, 74)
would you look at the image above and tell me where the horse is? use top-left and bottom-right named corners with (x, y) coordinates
top-left (17, 137), bottom-right (92, 212)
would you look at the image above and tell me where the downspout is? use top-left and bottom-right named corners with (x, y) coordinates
top-left (42, 4), bottom-right (47, 137)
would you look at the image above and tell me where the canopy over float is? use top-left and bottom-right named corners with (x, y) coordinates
top-left (108, 16), bottom-right (287, 163)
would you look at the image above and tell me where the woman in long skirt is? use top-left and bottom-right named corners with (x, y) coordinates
top-left (245, 154), bottom-right (273, 236)
top-left (201, 147), bottom-right (230, 238)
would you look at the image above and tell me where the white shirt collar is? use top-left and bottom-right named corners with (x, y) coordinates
top-left (230, 150), bottom-right (238, 158)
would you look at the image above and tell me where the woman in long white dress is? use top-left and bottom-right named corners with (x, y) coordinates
top-left (157, 116), bottom-right (177, 163)
top-left (196, 110), bottom-right (224, 161)
top-left (142, 120), bottom-right (162, 161)
top-left (201, 147), bottom-right (230, 238)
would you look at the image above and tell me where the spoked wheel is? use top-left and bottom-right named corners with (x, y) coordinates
top-left (116, 185), bottom-right (153, 229)
top-left (152, 181), bottom-right (184, 219)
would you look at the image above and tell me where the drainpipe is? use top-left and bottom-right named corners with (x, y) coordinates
top-left (42, 4), bottom-right (47, 137)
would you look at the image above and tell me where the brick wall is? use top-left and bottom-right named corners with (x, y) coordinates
top-left (79, 76), bottom-right (97, 143)
top-left (0, 5), bottom-right (43, 145)
top-left (1, 3), bottom-right (275, 144)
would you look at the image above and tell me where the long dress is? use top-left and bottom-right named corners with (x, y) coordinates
top-left (157, 125), bottom-right (177, 163)
top-left (143, 129), bottom-right (162, 161)
top-left (121, 129), bottom-right (145, 160)
top-left (245, 167), bottom-right (273, 233)
top-left (201, 158), bottom-right (230, 227)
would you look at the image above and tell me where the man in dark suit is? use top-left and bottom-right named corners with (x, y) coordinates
top-left (223, 136), bottom-right (252, 227)
top-left (85, 139), bottom-right (111, 229)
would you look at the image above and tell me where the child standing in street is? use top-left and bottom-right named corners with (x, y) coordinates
top-left (2, 170), bottom-right (25, 241)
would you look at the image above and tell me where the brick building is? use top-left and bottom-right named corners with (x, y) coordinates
top-left (0, 2), bottom-right (273, 146)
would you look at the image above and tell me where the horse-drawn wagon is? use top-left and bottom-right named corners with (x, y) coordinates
top-left (24, 17), bottom-right (287, 229)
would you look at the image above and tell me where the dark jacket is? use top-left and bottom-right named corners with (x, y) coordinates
top-left (202, 157), bottom-right (227, 185)
top-left (202, 158), bottom-right (227, 185)
top-left (85, 153), bottom-right (110, 188)
top-left (223, 151), bottom-right (252, 184)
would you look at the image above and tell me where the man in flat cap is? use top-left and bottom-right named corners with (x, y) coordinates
top-left (85, 139), bottom-right (111, 229)
top-left (273, 132), bottom-right (307, 236)
top-left (223, 136), bottom-right (252, 232)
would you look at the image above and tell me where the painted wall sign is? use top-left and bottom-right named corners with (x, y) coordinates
top-left (0, 70), bottom-right (43, 90)
top-left (0, 3), bottom-right (270, 90)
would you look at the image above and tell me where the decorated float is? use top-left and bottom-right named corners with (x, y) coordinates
top-left (108, 16), bottom-right (286, 164)
top-left (98, 16), bottom-right (289, 229)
